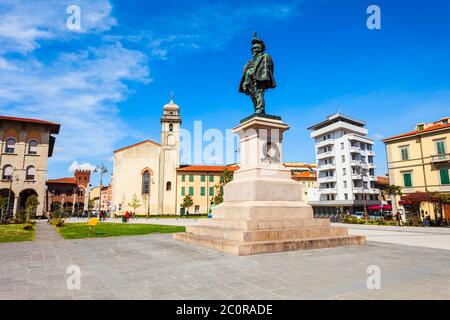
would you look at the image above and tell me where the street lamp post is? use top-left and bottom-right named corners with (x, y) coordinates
top-left (5, 173), bottom-right (18, 222)
top-left (94, 162), bottom-right (108, 217)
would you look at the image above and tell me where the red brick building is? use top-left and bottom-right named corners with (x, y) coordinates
top-left (46, 169), bottom-right (91, 214)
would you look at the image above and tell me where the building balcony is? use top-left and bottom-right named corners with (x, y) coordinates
top-left (317, 176), bottom-right (337, 184)
top-left (366, 150), bottom-right (376, 157)
top-left (351, 174), bottom-right (363, 180)
top-left (349, 147), bottom-right (360, 153)
top-left (318, 163), bottom-right (336, 171)
top-left (347, 134), bottom-right (375, 144)
top-left (367, 163), bottom-right (376, 169)
top-left (431, 153), bottom-right (450, 163)
top-left (317, 151), bottom-right (334, 160)
top-left (352, 188), bottom-right (379, 195)
top-left (350, 160), bottom-right (361, 167)
top-left (316, 139), bottom-right (335, 148)
top-left (317, 188), bottom-right (338, 195)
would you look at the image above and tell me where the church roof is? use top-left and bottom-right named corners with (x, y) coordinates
top-left (177, 165), bottom-right (239, 173)
top-left (113, 139), bottom-right (161, 153)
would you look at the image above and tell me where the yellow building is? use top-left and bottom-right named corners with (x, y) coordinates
top-left (383, 117), bottom-right (450, 220)
top-left (283, 162), bottom-right (317, 202)
top-left (176, 165), bottom-right (239, 215)
top-left (291, 171), bottom-right (317, 202)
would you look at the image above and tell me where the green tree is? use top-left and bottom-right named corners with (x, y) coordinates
top-left (213, 169), bottom-right (234, 206)
top-left (25, 195), bottom-right (39, 222)
top-left (181, 195), bottom-right (194, 216)
top-left (128, 194), bottom-right (141, 215)
top-left (0, 196), bottom-right (8, 224)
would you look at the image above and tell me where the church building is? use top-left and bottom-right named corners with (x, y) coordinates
top-left (111, 99), bottom-right (187, 216)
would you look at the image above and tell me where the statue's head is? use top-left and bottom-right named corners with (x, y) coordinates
top-left (251, 43), bottom-right (264, 56)
top-left (251, 32), bottom-right (265, 56)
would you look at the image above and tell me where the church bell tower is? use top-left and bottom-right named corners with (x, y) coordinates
top-left (158, 99), bottom-right (182, 215)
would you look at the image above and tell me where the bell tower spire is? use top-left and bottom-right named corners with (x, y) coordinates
top-left (158, 99), bottom-right (182, 215)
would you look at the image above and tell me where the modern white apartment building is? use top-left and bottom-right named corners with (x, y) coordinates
top-left (308, 113), bottom-right (380, 216)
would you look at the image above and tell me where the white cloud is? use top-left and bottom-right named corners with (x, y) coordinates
top-left (68, 161), bottom-right (96, 172)
top-left (0, 0), bottom-right (116, 54)
top-left (0, 1), bottom-right (150, 164)
top-left (108, 1), bottom-right (303, 60)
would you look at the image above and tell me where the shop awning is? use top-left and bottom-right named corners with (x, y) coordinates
top-left (368, 204), bottom-right (392, 210)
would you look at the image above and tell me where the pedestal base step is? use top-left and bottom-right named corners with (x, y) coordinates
top-left (173, 232), bottom-right (366, 256)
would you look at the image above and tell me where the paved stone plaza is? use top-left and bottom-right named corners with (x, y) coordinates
top-left (1, 221), bottom-right (450, 300)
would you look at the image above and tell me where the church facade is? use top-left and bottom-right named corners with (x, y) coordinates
top-left (111, 100), bottom-right (181, 216)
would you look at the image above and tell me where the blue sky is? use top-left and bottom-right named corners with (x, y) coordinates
top-left (1, 0), bottom-right (450, 186)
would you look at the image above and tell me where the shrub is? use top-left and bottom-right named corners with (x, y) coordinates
top-left (51, 218), bottom-right (65, 227)
top-left (17, 209), bottom-right (27, 224)
top-left (23, 223), bottom-right (34, 231)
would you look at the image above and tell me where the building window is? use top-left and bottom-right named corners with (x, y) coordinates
top-left (2, 165), bottom-right (13, 180)
top-left (77, 190), bottom-right (84, 197)
top-left (142, 171), bottom-right (150, 194)
top-left (194, 205), bottom-right (200, 213)
top-left (169, 123), bottom-right (173, 132)
top-left (25, 166), bottom-right (35, 180)
top-left (344, 194), bottom-right (348, 200)
top-left (28, 140), bottom-right (38, 155)
top-left (189, 186), bottom-right (194, 196)
top-left (67, 191), bottom-right (73, 197)
top-left (166, 181), bottom-right (172, 191)
top-left (403, 172), bottom-right (413, 188)
top-left (200, 187), bottom-right (206, 196)
top-left (209, 187), bottom-right (214, 196)
top-left (343, 168), bottom-right (346, 176)
top-left (201, 175), bottom-right (206, 182)
top-left (54, 190), bottom-right (61, 196)
top-left (209, 175), bottom-right (214, 182)
top-left (344, 181), bottom-right (347, 188)
top-left (189, 175), bottom-right (194, 182)
top-left (181, 187), bottom-right (185, 196)
top-left (436, 140), bottom-right (446, 155)
top-left (440, 169), bottom-right (450, 185)
top-left (181, 175), bottom-right (185, 182)
top-left (342, 155), bottom-right (345, 162)
top-left (5, 138), bottom-right (16, 153)
top-left (400, 147), bottom-right (409, 160)
top-left (341, 142), bottom-right (344, 150)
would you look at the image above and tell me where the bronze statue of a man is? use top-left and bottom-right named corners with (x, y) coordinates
top-left (239, 33), bottom-right (276, 114)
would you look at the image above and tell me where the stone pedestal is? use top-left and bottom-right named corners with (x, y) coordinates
top-left (174, 115), bottom-right (365, 255)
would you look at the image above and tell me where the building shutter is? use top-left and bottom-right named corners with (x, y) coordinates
top-left (440, 169), bottom-right (450, 185)
top-left (403, 173), bottom-right (412, 187)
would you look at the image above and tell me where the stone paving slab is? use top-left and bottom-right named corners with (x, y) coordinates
top-left (339, 223), bottom-right (450, 250)
top-left (0, 221), bottom-right (450, 300)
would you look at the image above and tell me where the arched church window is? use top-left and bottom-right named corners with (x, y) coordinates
top-left (169, 123), bottom-right (173, 131)
top-left (166, 181), bottom-right (171, 191)
top-left (142, 171), bottom-right (150, 194)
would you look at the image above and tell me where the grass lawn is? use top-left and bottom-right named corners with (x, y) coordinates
top-left (0, 224), bottom-right (35, 243)
top-left (57, 223), bottom-right (186, 239)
